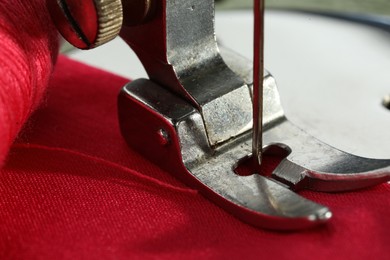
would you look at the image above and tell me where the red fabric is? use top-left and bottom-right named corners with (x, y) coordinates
top-left (0, 0), bottom-right (389, 257)
top-left (1, 56), bottom-right (389, 259)
top-left (0, 0), bottom-right (58, 166)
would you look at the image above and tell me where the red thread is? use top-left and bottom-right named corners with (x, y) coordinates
top-left (0, 0), bottom-right (59, 166)
top-left (13, 143), bottom-right (198, 194)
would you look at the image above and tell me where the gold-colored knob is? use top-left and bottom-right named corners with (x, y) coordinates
top-left (48, 0), bottom-right (123, 49)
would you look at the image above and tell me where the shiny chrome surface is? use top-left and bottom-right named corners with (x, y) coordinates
top-left (117, 0), bottom-right (389, 229)
top-left (120, 0), bottom-right (253, 146)
top-left (55, 0), bottom-right (390, 230)
top-left (118, 45), bottom-right (390, 229)
top-left (118, 76), bottom-right (332, 230)
top-left (252, 0), bottom-right (266, 167)
top-left (223, 50), bottom-right (390, 193)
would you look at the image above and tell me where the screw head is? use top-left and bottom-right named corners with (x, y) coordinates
top-left (157, 129), bottom-right (170, 146)
top-left (48, 0), bottom-right (123, 49)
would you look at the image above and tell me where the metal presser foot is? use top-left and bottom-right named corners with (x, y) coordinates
top-left (50, 0), bottom-right (390, 230)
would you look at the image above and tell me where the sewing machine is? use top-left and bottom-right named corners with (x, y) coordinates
top-left (49, 0), bottom-right (390, 230)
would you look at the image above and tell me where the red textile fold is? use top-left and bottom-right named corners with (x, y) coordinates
top-left (0, 0), bottom-right (58, 165)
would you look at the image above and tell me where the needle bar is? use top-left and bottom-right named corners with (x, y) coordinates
top-left (252, 0), bottom-right (265, 167)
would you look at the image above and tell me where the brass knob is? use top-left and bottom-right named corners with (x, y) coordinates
top-left (48, 0), bottom-right (123, 49)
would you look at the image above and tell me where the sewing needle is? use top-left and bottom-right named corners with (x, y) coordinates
top-left (252, 0), bottom-right (265, 168)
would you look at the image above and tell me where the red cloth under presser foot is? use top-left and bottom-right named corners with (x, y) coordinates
top-left (0, 56), bottom-right (389, 259)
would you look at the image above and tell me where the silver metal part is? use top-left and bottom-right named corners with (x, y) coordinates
top-left (253, 0), bottom-right (265, 168)
top-left (222, 49), bottom-right (390, 192)
top-left (120, 0), bottom-right (252, 146)
top-left (118, 45), bottom-right (390, 229)
top-left (119, 73), bottom-right (332, 230)
top-left (117, 0), bottom-right (390, 230)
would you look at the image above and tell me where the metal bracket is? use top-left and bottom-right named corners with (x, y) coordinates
top-left (120, 0), bottom-right (253, 147)
top-left (49, 0), bottom-right (390, 230)
top-left (117, 0), bottom-right (390, 230)
top-left (118, 47), bottom-right (390, 230)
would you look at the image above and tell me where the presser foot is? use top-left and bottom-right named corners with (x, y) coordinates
top-left (118, 53), bottom-right (390, 230)
top-left (49, 0), bottom-right (390, 230)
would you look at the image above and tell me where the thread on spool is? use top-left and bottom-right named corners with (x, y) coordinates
top-left (0, 0), bottom-right (59, 166)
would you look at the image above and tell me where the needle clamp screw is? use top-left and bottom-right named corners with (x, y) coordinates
top-left (48, 0), bottom-right (123, 49)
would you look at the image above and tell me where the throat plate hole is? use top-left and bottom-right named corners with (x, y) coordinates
top-left (234, 145), bottom-right (291, 177)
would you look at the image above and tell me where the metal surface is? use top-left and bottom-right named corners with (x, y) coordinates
top-left (57, 1), bottom-right (390, 230)
top-left (120, 0), bottom-right (253, 146)
top-left (222, 50), bottom-right (390, 192)
top-left (252, 0), bottom-right (265, 167)
top-left (118, 76), bottom-right (332, 230)
top-left (118, 47), bottom-right (390, 229)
